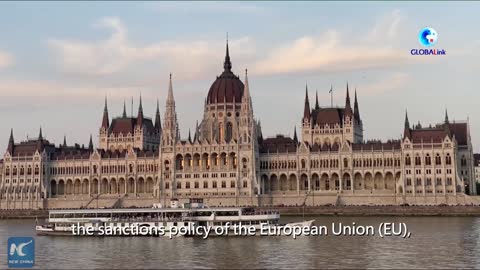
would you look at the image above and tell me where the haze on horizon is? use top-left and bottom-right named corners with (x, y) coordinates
top-left (0, 2), bottom-right (479, 152)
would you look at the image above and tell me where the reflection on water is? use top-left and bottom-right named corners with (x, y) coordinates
top-left (0, 216), bottom-right (480, 269)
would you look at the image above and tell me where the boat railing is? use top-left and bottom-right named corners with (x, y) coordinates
top-left (109, 216), bottom-right (188, 223)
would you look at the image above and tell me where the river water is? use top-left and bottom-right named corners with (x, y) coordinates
top-left (1, 216), bottom-right (480, 269)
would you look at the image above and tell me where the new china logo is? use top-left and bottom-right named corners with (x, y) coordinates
top-left (7, 237), bottom-right (35, 268)
top-left (411, 27), bottom-right (446, 56)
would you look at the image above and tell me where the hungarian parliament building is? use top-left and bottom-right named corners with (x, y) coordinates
top-left (0, 42), bottom-right (477, 209)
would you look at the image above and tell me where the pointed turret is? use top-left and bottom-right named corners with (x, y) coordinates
top-left (88, 134), bottom-right (93, 151)
top-left (403, 110), bottom-right (411, 139)
top-left (315, 90), bottom-right (320, 110)
top-left (167, 73), bottom-right (174, 103)
top-left (345, 83), bottom-right (353, 117)
top-left (154, 99), bottom-right (162, 132)
top-left (137, 94), bottom-right (144, 128)
top-left (293, 126), bottom-right (298, 144)
top-left (224, 36), bottom-right (232, 72)
top-left (37, 127), bottom-right (44, 151)
top-left (63, 135), bottom-right (67, 148)
top-left (354, 89), bottom-right (361, 123)
top-left (101, 96), bottom-right (109, 129)
top-left (122, 99), bottom-right (127, 118)
top-left (7, 128), bottom-right (14, 154)
top-left (444, 109), bottom-right (451, 136)
top-left (303, 84), bottom-right (311, 120)
top-left (243, 69), bottom-right (251, 102)
top-left (162, 73), bottom-right (179, 146)
top-left (188, 129), bottom-right (192, 143)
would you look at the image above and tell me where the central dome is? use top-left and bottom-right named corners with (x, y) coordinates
top-left (206, 42), bottom-right (244, 104)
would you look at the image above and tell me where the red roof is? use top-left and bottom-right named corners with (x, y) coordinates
top-left (260, 135), bottom-right (297, 153)
top-left (207, 71), bottom-right (244, 104)
top-left (109, 117), bottom-right (155, 135)
top-left (352, 140), bottom-right (401, 151)
top-left (449, 122), bottom-right (468, 146)
top-left (312, 108), bottom-right (345, 126)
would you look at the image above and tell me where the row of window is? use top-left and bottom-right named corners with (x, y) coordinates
top-left (164, 180), bottom-right (248, 190)
top-left (406, 169), bottom-right (452, 175)
top-left (3, 178), bottom-right (40, 184)
top-left (405, 153), bottom-right (453, 166)
top-left (48, 163), bottom-right (158, 176)
top-left (4, 165), bottom-right (40, 176)
top-left (405, 177), bottom-right (453, 186)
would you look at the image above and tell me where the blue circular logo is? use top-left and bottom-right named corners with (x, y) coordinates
top-left (418, 27), bottom-right (438, 47)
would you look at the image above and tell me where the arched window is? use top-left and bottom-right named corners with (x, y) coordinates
top-left (301, 159), bottom-right (306, 169)
top-left (425, 154), bottom-right (431, 165)
top-left (343, 158), bottom-right (348, 168)
top-left (415, 155), bottom-right (421, 166)
top-left (446, 154), bottom-right (452, 165)
top-left (405, 155), bottom-right (411, 166)
top-left (435, 154), bottom-right (442, 165)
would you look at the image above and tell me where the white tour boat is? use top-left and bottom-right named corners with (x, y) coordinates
top-left (35, 199), bottom-right (314, 237)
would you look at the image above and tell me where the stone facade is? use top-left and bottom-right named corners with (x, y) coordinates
top-left (0, 41), bottom-right (477, 209)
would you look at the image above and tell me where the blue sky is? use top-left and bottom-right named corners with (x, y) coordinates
top-left (1, 1), bottom-right (479, 151)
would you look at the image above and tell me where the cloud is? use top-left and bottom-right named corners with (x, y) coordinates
top-left (0, 79), bottom-right (150, 101)
top-left (0, 49), bottom-right (14, 69)
top-left (358, 72), bottom-right (410, 96)
top-left (252, 10), bottom-right (409, 75)
top-left (48, 17), bottom-right (255, 80)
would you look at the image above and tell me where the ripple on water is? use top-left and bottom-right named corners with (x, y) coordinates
top-left (1, 216), bottom-right (480, 269)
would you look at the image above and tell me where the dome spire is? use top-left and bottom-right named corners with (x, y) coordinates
top-left (224, 33), bottom-right (232, 72)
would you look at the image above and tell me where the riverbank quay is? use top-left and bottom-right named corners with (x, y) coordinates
top-left (259, 205), bottom-right (480, 217)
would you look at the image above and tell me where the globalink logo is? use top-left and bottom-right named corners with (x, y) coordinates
top-left (410, 27), bottom-right (446, 56)
top-left (7, 237), bottom-right (35, 268)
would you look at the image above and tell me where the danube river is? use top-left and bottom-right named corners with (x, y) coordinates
top-left (1, 216), bottom-right (480, 269)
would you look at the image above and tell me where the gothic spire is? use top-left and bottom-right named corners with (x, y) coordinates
top-left (122, 99), bottom-right (127, 118)
top-left (404, 110), bottom-right (411, 139)
top-left (137, 94), bottom-right (144, 127)
top-left (63, 135), bottom-right (67, 148)
top-left (188, 129), bottom-right (192, 143)
top-left (163, 73), bottom-right (179, 145)
top-left (223, 35), bottom-right (232, 72)
top-left (167, 73), bottom-right (174, 103)
top-left (88, 134), bottom-right (93, 151)
top-left (345, 83), bottom-right (353, 116)
top-left (315, 90), bottom-right (320, 110)
top-left (7, 128), bottom-right (14, 154)
top-left (303, 84), bottom-right (311, 120)
top-left (154, 99), bottom-right (162, 132)
top-left (444, 108), bottom-right (451, 136)
top-left (293, 126), bottom-right (298, 143)
top-left (101, 96), bottom-right (109, 129)
top-left (354, 89), bottom-right (360, 123)
top-left (37, 126), bottom-right (44, 151)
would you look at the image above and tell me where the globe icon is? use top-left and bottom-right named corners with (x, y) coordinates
top-left (418, 27), bottom-right (438, 47)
